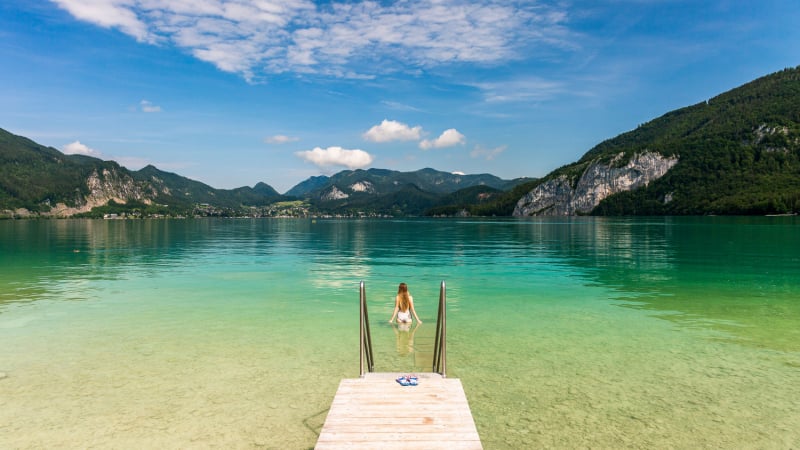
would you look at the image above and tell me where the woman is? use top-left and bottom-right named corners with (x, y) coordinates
top-left (389, 282), bottom-right (422, 324)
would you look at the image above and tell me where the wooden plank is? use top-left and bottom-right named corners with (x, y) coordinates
top-left (320, 414), bottom-right (475, 424)
top-left (316, 373), bottom-right (482, 450)
top-left (316, 441), bottom-right (482, 450)
top-left (320, 415), bottom-right (471, 423)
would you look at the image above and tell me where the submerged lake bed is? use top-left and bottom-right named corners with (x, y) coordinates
top-left (1, 217), bottom-right (799, 448)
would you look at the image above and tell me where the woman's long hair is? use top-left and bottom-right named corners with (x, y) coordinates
top-left (397, 282), bottom-right (410, 311)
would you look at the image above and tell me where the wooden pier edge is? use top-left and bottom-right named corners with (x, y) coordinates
top-left (315, 372), bottom-right (482, 449)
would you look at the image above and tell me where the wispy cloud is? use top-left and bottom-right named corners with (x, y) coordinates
top-left (470, 144), bottom-right (507, 161)
top-left (295, 146), bottom-right (374, 170)
top-left (63, 140), bottom-right (102, 157)
top-left (140, 99), bottom-right (161, 113)
top-left (50, 0), bottom-right (571, 81)
top-left (51, 0), bottom-right (151, 42)
top-left (265, 134), bottom-right (300, 144)
top-left (471, 77), bottom-right (568, 103)
top-left (363, 119), bottom-right (422, 143)
top-left (420, 128), bottom-right (465, 150)
top-left (381, 101), bottom-right (423, 112)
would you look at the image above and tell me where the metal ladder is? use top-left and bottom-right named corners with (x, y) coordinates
top-left (359, 280), bottom-right (447, 377)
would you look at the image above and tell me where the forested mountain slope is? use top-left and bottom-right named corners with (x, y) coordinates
top-left (0, 128), bottom-right (284, 216)
top-left (515, 66), bottom-right (800, 216)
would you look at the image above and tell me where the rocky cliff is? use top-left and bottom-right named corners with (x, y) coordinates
top-left (513, 152), bottom-right (678, 216)
top-left (22, 168), bottom-right (153, 217)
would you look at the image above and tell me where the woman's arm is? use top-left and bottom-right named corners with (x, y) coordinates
top-left (409, 297), bottom-right (422, 323)
top-left (388, 296), bottom-right (399, 323)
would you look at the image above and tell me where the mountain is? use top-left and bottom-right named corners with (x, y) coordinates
top-left (0, 128), bottom-right (284, 217)
top-left (426, 179), bottom-right (541, 217)
top-left (290, 167), bottom-right (526, 199)
top-left (0, 129), bottom-right (148, 215)
top-left (226, 182), bottom-right (283, 207)
top-left (252, 182), bottom-right (281, 198)
top-left (514, 66), bottom-right (800, 216)
top-left (287, 167), bottom-right (532, 216)
top-left (134, 165), bottom-right (284, 207)
top-left (0, 127), bottom-right (530, 218)
top-left (284, 175), bottom-right (330, 197)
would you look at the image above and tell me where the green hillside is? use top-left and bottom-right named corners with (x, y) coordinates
top-left (0, 128), bottom-right (125, 212)
top-left (294, 167), bottom-right (524, 199)
top-left (298, 167), bottom-right (532, 216)
top-left (0, 128), bottom-right (285, 216)
top-left (552, 66), bottom-right (800, 215)
top-left (424, 180), bottom-right (541, 216)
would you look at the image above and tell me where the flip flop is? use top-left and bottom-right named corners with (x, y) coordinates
top-left (396, 376), bottom-right (410, 386)
top-left (408, 375), bottom-right (418, 386)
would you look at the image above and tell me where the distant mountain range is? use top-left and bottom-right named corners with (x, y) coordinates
top-left (0, 128), bottom-right (287, 217)
top-left (286, 168), bottom-right (523, 198)
top-left (2, 66), bottom-right (800, 218)
top-left (286, 167), bottom-right (534, 216)
top-left (0, 127), bottom-right (532, 217)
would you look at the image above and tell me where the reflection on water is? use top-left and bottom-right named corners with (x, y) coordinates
top-left (553, 217), bottom-right (800, 352)
top-left (392, 322), bottom-right (417, 357)
top-left (1, 217), bottom-right (799, 449)
top-left (485, 216), bottom-right (800, 352)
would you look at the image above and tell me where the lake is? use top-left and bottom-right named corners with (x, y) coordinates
top-left (1, 217), bottom-right (799, 448)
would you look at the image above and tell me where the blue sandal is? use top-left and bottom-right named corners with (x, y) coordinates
top-left (408, 375), bottom-right (418, 386)
top-left (396, 376), bottom-right (410, 386)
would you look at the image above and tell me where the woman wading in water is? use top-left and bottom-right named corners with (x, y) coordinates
top-left (388, 282), bottom-right (422, 324)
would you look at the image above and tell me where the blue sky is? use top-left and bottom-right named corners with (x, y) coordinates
top-left (2, 1), bottom-right (799, 193)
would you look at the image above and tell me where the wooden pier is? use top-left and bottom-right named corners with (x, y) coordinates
top-left (315, 372), bottom-right (482, 449)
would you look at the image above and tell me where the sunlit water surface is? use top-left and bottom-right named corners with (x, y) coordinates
top-left (1, 217), bottom-right (799, 448)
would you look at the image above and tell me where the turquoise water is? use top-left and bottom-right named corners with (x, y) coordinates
top-left (1, 217), bottom-right (799, 448)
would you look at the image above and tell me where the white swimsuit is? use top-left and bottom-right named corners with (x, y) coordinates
top-left (397, 311), bottom-right (412, 322)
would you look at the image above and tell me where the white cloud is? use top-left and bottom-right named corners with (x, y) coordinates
top-left (140, 99), bottom-right (161, 113)
top-left (470, 144), bottom-right (507, 161)
top-left (295, 146), bottom-right (374, 170)
top-left (363, 119), bottom-right (422, 143)
top-left (452, 171), bottom-right (466, 175)
top-left (381, 101), bottom-right (422, 112)
top-left (51, 0), bottom-right (151, 42)
top-left (265, 134), bottom-right (300, 144)
top-left (49, 0), bottom-right (571, 80)
top-left (63, 141), bottom-right (102, 157)
top-left (471, 77), bottom-right (568, 103)
top-left (420, 129), bottom-right (466, 150)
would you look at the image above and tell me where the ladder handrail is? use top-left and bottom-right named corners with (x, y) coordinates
top-left (360, 280), bottom-right (446, 377)
top-left (432, 280), bottom-right (447, 377)
top-left (359, 281), bottom-right (374, 376)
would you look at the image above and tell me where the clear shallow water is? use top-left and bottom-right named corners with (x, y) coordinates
top-left (1, 217), bottom-right (799, 448)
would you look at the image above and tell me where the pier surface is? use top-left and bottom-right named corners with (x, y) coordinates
top-left (316, 372), bottom-right (482, 449)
